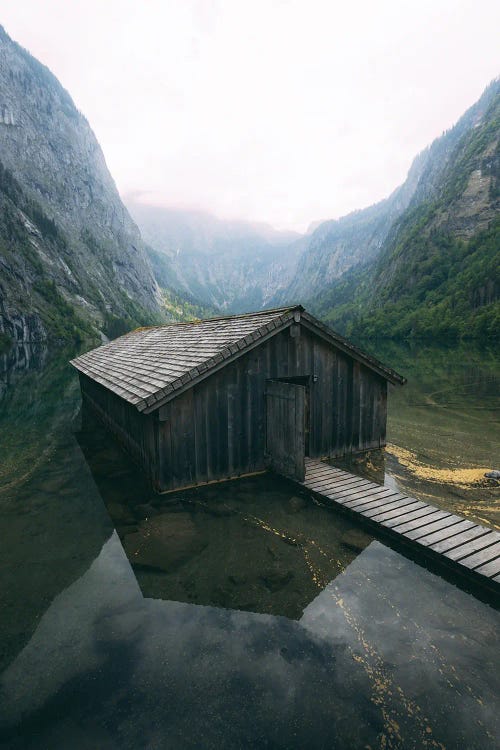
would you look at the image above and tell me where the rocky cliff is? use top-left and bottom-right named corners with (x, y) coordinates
top-left (0, 25), bottom-right (163, 347)
top-left (278, 81), bottom-right (499, 309)
top-left (278, 151), bottom-right (428, 305)
top-left (315, 79), bottom-right (500, 341)
top-left (126, 201), bottom-right (304, 313)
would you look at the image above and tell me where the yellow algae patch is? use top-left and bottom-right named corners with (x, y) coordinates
top-left (386, 444), bottom-right (493, 488)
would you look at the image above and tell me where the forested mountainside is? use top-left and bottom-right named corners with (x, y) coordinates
top-left (126, 200), bottom-right (304, 313)
top-left (0, 25), bottom-right (164, 349)
top-left (312, 79), bottom-right (500, 341)
top-left (1, 19), bottom-right (496, 347)
top-left (279, 151), bottom-right (429, 305)
top-left (268, 79), bottom-right (499, 341)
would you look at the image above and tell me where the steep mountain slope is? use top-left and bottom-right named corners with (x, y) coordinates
top-left (280, 152), bottom-right (428, 304)
top-left (281, 81), bottom-right (499, 309)
top-left (0, 26), bottom-right (163, 347)
top-left (126, 200), bottom-right (304, 313)
top-left (318, 79), bottom-right (500, 341)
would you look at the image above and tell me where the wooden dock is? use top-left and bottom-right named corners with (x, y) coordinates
top-left (301, 458), bottom-right (500, 593)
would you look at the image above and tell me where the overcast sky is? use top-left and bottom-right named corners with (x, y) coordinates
top-left (2, 1), bottom-right (499, 231)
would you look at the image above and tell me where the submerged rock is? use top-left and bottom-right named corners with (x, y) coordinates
top-left (259, 568), bottom-right (294, 592)
top-left (341, 529), bottom-right (371, 553)
top-left (287, 495), bottom-right (307, 513)
top-left (123, 513), bottom-right (206, 572)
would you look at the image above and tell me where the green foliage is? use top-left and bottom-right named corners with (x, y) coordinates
top-left (102, 313), bottom-right (136, 339)
top-left (145, 246), bottom-right (218, 321)
top-left (0, 161), bottom-right (67, 250)
top-left (33, 279), bottom-right (95, 344)
top-left (100, 277), bottom-right (216, 339)
top-left (101, 294), bottom-right (164, 340)
top-left (316, 83), bottom-right (500, 344)
top-left (161, 287), bottom-right (216, 322)
top-left (322, 219), bottom-right (500, 343)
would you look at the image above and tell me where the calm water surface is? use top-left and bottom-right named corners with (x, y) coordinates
top-left (0, 342), bottom-right (499, 750)
top-left (340, 341), bottom-right (500, 529)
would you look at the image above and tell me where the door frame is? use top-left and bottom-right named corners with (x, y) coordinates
top-left (271, 376), bottom-right (310, 456)
top-left (265, 377), bottom-right (309, 481)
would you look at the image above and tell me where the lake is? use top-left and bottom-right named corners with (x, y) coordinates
top-left (0, 341), bottom-right (499, 749)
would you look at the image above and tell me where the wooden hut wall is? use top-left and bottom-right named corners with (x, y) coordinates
top-left (79, 373), bottom-right (159, 486)
top-left (157, 325), bottom-right (387, 491)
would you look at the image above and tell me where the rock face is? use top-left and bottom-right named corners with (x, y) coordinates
top-left (273, 79), bottom-right (500, 342)
top-left (280, 151), bottom-right (428, 305)
top-left (0, 25), bottom-right (163, 345)
top-left (126, 201), bottom-right (305, 313)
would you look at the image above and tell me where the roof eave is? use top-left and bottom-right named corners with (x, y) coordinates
top-left (299, 312), bottom-right (406, 386)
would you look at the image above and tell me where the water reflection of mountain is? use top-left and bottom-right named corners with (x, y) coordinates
top-left (0, 342), bottom-right (48, 379)
top-left (0, 343), bottom-right (48, 402)
top-left (0, 346), bottom-right (113, 675)
top-left (1, 533), bottom-right (498, 750)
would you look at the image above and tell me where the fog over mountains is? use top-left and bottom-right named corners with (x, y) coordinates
top-left (129, 78), bottom-right (499, 341)
top-left (126, 199), bottom-right (305, 313)
top-left (0, 21), bottom-right (498, 347)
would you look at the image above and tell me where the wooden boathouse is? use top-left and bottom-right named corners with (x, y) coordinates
top-left (71, 305), bottom-right (405, 493)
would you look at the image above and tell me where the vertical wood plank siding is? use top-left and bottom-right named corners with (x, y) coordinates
top-left (156, 327), bottom-right (388, 491)
top-left (79, 373), bottom-right (159, 488)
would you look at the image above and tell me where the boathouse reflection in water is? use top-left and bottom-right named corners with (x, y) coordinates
top-left (77, 408), bottom-right (372, 618)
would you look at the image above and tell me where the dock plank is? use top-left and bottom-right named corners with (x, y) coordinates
top-left (347, 495), bottom-right (412, 513)
top-left (339, 486), bottom-right (401, 504)
top-left (343, 493), bottom-right (406, 512)
top-left (404, 515), bottom-right (465, 541)
top-left (362, 499), bottom-right (423, 520)
top-left (474, 557), bottom-right (500, 578)
top-left (391, 511), bottom-right (452, 535)
top-left (301, 459), bottom-right (499, 592)
top-left (307, 475), bottom-right (368, 491)
top-left (325, 490), bottom-right (393, 507)
top-left (316, 481), bottom-right (373, 494)
top-left (445, 532), bottom-right (500, 562)
top-left (429, 526), bottom-right (491, 554)
top-left (457, 541), bottom-right (500, 570)
top-left (308, 479), bottom-right (370, 498)
top-left (368, 501), bottom-right (428, 523)
top-left (416, 519), bottom-right (475, 547)
top-left (382, 506), bottom-right (440, 528)
top-left (306, 466), bottom-right (345, 480)
top-left (323, 486), bottom-right (393, 503)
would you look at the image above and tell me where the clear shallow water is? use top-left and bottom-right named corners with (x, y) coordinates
top-left (0, 343), bottom-right (499, 749)
top-left (336, 341), bottom-right (500, 530)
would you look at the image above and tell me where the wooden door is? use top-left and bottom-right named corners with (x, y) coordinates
top-left (265, 380), bottom-right (305, 481)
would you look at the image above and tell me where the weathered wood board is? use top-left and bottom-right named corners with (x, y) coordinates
top-left (301, 458), bottom-right (500, 593)
top-left (265, 380), bottom-right (305, 481)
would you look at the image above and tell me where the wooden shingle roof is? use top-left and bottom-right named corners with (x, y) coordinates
top-left (71, 304), bottom-right (405, 413)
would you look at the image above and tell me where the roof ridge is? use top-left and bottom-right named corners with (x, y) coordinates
top-left (70, 304), bottom-right (406, 415)
top-left (139, 308), bottom-right (298, 411)
top-left (137, 304), bottom-right (303, 330)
